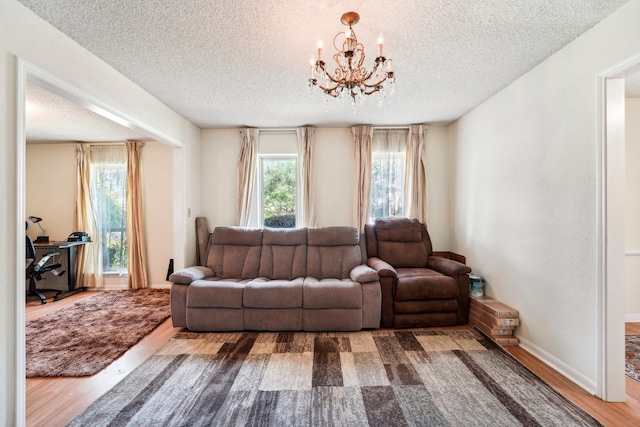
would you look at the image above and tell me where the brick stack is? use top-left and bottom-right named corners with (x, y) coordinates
top-left (469, 295), bottom-right (519, 346)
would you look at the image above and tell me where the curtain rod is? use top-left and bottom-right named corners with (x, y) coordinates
top-left (237, 128), bottom-right (298, 134)
top-left (259, 129), bottom-right (297, 134)
top-left (79, 141), bottom-right (146, 147)
top-left (373, 126), bottom-right (410, 130)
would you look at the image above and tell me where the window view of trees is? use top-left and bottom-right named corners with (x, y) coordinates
top-left (369, 151), bottom-right (405, 221)
top-left (262, 158), bottom-right (296, 228)
top-left (93, 165), bottom-right (128, 273)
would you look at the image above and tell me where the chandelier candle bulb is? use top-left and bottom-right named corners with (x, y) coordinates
top-left (317, 40), bottom-right (323, 61)
top-left (388, 59), bottom-right (393, 72)
top-left (378, 33), bottom-right (383, 57)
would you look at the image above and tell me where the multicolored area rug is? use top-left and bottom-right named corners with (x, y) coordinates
top-left (625, 334), bottom-right (640, 382)
top-left (69, 329), bottom-right (601, 426)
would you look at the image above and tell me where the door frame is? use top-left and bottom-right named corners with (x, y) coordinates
top-left (596, 52), bottom-right (640, 401)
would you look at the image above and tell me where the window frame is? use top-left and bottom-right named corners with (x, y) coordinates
top-left (258, 153), bottom-right (300, 228)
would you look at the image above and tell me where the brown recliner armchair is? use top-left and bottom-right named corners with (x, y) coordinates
top-left (365, 217), bottom-right (472, 328)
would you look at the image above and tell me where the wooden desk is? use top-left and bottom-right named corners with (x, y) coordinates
top-left (34, 240), bottom-right (91, 300)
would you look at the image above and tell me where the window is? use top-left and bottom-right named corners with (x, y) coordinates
top-left (260, 156), bottom-right (297, 228)
top-left (369, 129), bottom-right (408, 223)
top-left (90, 146), bottom-right (128, 274)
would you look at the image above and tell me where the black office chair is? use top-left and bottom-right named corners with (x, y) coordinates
top-left (26, 228), bottom-right (65, 304)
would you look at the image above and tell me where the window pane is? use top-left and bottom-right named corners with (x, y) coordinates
top-left (262, 158), bottom-right (296, 228)
top-left (370, 151), bottom-right (405, 221)
top-left (93, 163), bottom-right (128, 273)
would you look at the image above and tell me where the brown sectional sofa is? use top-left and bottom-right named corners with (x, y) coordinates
top-left (169, 225), bottom-right (382, 332)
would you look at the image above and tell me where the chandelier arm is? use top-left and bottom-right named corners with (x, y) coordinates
top-left (360, 74), bottom-right (389, 89)
top-left (354, 43), bottom-right (366, 70)
top-left (321, 69), bottom-right (345, 86)
top-left (318, 81), bottom-right (342, 92)
top-left (362, 86), bottom-right (382, 95)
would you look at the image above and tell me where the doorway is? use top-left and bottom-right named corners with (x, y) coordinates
top-left (14, 59), bottom-right (187, 425)
top-left (598, 53), bottom-right (640, 402)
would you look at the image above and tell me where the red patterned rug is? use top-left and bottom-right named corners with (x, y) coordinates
top-left (626, 334), bottom-right (640, 382)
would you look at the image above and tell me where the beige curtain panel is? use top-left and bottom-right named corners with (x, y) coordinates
top-left (297, 127), bottom-right (316, 227)
top-left (74, 143), bottom-right (100, 288)
top-left (352, 125), bottom-right (374, 231)
top-left (126, 142), bottom-right (148, 289)
top-left (405, 124), bottom-right (428, 223)
top-left (236, 128), bottom-right (259, 226)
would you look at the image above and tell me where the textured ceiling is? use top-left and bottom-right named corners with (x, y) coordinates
top-left (20, 0), bottom-right (635, 131)
top-left (26, 81), bottom-right (148, 143)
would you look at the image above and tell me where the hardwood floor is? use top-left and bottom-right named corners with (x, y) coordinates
top-left (25, 295), bottom-right (640, 426)
top-left (25, 291), bottom-right (182, 427)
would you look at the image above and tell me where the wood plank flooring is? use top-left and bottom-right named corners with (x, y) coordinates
top-left (25, 291), bottom-right (182, 427)
top-left (25, 293), bottom-right (640, 426)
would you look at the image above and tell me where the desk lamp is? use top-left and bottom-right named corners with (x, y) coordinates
top-left (28, 216), bottom-right (49, 243)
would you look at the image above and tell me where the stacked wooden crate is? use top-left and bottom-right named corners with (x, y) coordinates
top-left (469, 295), bottom-right (519, 346)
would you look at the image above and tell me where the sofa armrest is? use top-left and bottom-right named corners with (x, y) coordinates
top-left (427, 256), bottom-right (471, 277)
top-left (427, 255), bottom-right (472, 324)
top-left (367, 257), bottom-right (397, 328)
top-left (367, 257), bottom-right (397, 278)
top-left (350, 264), bottom-right (380, 283)
top-left (169, 266), bottom-right (214, 285)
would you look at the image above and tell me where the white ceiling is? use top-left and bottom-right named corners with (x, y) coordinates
top-left (20, 0), bottom-right (637, 138)
top-left (26, 81), bottom-right (149, 143)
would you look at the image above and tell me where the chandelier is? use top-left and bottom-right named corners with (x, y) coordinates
top-left (308, 11), bottom-right (395, 108)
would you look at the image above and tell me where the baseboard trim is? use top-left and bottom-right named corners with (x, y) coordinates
top-left (625, 313), bottom-right (640, 323)
top-left (517, 335), bottom-right (597, 395)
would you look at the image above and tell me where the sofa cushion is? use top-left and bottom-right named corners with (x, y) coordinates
top-left (187, 278), bottom-right (249, 308)
top-left (394, 268), bottom-right (458, 301)
top-left (259, 228), bottom-right (307, 280)
top-left (307, 246), bottom-right (362, 280)
top-left (308, 226), bottom-right (360, 246)
top-left (207, 227), bottom-right (262, 279)
top-left (244, 278), bottom-right (303, 308)
top-left (375, 217), bottom-right (422, 242)
top-left (375, 218), bottom-right (429, 268)
top-left (306, 226), bottom-right (362, 279)
top-left (303, 278), bottom-right (362, 309)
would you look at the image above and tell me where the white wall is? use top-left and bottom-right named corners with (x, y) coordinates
top-left (25, 143), bottom-right (75, 291)
top-left (141, 142), bottom-right (175, 285)
top-left (199, 126), bottom-right (452, 249)
top-left (626, 98), bottom-right (640, 321)
top-left (25, 144), bottom-right (75, 242)
top-left (312, 128), bottom-right (354, 227)
top-left (0, 0), bottom-right (200, 424)
top-left (449, 0), bottom-right (640, 394)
